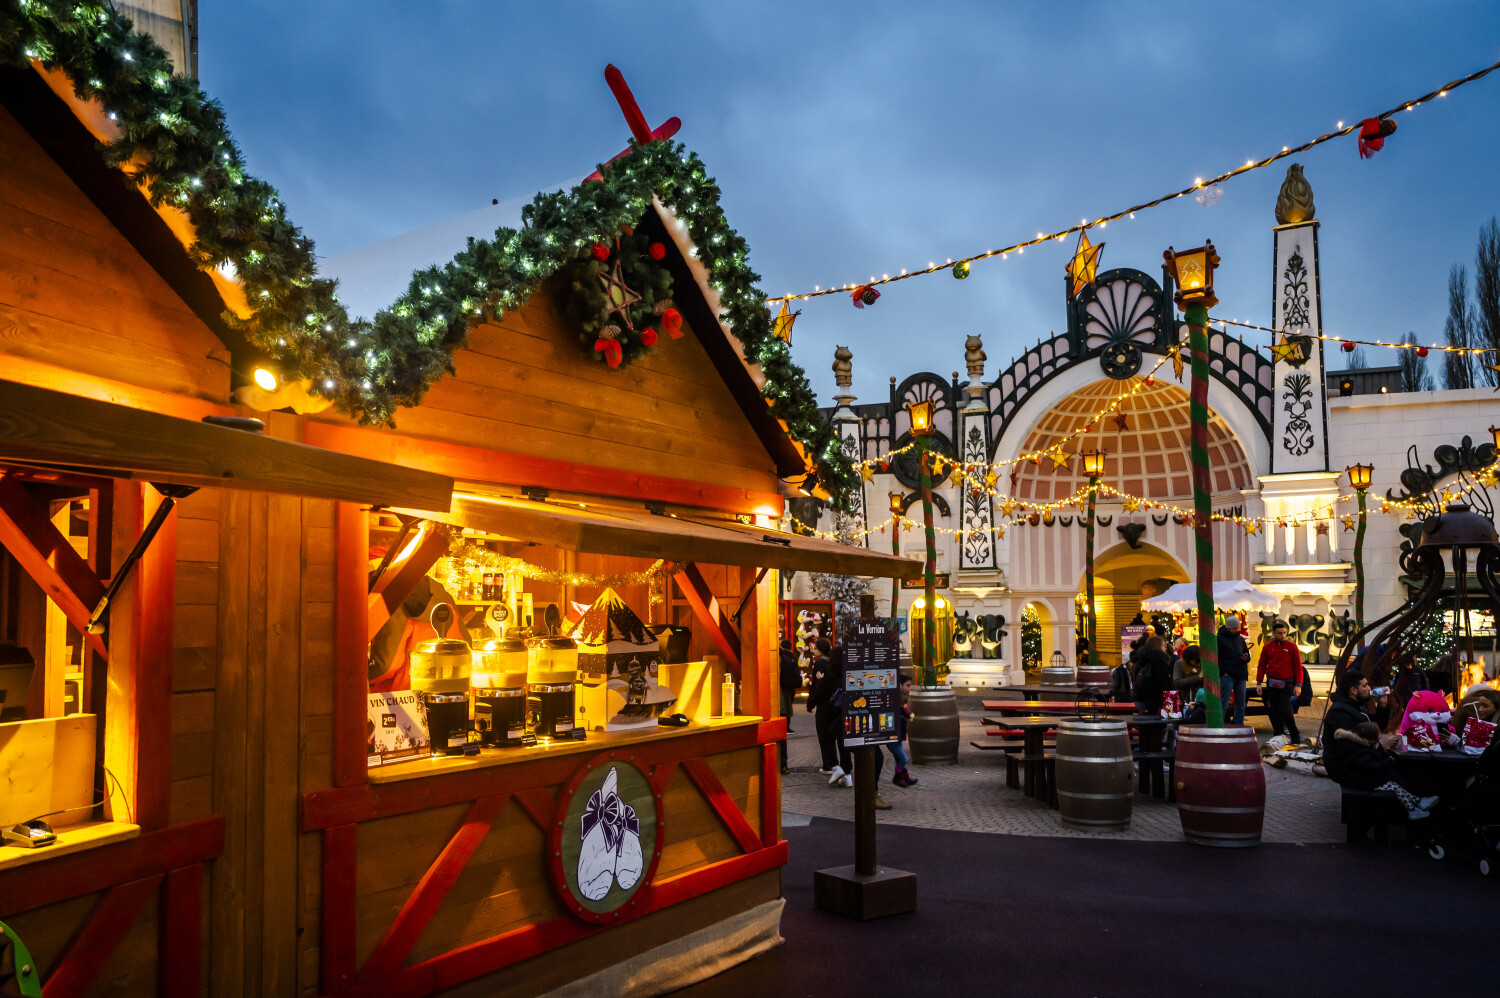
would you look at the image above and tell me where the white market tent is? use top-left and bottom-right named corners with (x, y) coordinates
top-left (1140, 580), bottom-right (1280, 614)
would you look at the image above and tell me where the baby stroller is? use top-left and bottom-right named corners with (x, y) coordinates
top-left (1423, 740), bottom-right (1500, 876)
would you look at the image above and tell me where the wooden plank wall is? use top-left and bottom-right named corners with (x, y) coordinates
top-left (303, 294), bottom-right (779, 501)
top-left (0, 105), bottom-right (229, 404)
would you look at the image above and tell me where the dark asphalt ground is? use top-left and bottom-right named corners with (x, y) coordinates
top-left (678, 818), bottom-right (1498, 998)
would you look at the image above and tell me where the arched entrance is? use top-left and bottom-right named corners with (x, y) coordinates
top-left (1080, 542), bottom-right (1189, 668)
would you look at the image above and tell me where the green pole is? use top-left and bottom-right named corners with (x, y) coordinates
top-left (892, 501), bottom-right (901, 623)
top-left (1186, 306), bottom-right (1223, 728)
top-left (1354, 486), bottom-right (1368, 638)
top-left (919, 440), bottom-right (938, 687)
top-left (1086, 475), bottom-right (1099, 679)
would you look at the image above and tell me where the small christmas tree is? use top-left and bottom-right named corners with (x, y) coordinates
top-left (808, 511), bottom-right (871, 640)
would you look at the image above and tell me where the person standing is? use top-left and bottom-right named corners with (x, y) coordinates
top-left (886, 673), bottom-right (919, 789)
top-left (1256, 620), bottom-right (1304, 744)
top-left (1217, 615), bottom-right (1252, 725)
top-left (777, 639), bottom-right (800, 774)
top-left (1133, 634), bottom-right (1172, 715)
top-left (807, 639), bottom-right (852, 786)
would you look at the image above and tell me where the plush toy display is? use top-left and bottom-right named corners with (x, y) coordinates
top-left (1400, 690), bottom-right (1452, 752)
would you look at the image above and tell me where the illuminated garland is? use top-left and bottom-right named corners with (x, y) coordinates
top-left (1215, 318), bottom-right (1500, 356)
top-left (767, 57), bottom-right (1500, 305)
top-left (438, 541), bottom-right (674, 591)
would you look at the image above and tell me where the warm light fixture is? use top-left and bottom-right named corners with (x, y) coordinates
top-left (1490, 425), bottom-right (1500, 452)
top-left (252, 366), bottom-right (279, 391)
top-left (906, 398), bottom-right (936, 437)
top-left (1081, 448), bottom-right (1107, 478)
top-left (1346, 463), bottom-right (1373, 491)
top-left (889, 492), bottom-right (905, 515)
top-left (1051, 650), bottom-right (1065, 668)
top-left (1162, 241), bottom-right (1220, 310)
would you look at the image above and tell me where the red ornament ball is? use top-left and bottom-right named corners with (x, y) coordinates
top-left (1416, 346), bottom-right (1429, 358)
top-left (661, 308), bottom-right (683, 338)
top-left (641, 327), bottom-right (659, 347)
top-left (591, 242), bottom-right (610, 261)
top-left (1341, 340), bottom-right (1356, 353)
top-left (648, 242), bottom-right (666, 261)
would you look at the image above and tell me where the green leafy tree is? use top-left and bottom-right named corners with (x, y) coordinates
top-left (1475, 218), bottom-right (1500, 377)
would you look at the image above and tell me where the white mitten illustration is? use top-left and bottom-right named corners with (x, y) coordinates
top-left (576, 767), bottom-right (643, 901)
top-left (615, 802), bottom-right (644, 890)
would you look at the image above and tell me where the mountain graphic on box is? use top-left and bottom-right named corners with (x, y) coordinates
top-left (572, 588), bottom-right (659, 676)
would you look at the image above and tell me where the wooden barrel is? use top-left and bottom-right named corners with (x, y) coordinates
top-left (1174, 725), bottom-right (1265, 848)
top-left (908, 687), bottom-right (959, 764)
top-left (1040, 665), bottom-right (1075, 686)
top-left (1075, 664), bottom-right (1111, 689)
top-left (1055, 719), bottom-right (1134, 831)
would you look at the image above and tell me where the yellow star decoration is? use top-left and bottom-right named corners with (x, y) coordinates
top-left (860, 464), bottom-right (874, 482)
top-left (901, 518), bottom-right (914, 531)
top-left (1171, 347), bottom-right (1185, 381)
top-left (1269, 335), bottom-right (1305, 365)
top-left (950, 466), bottom-right (966, 487)
top-left (984, 470), bottom-right (998, 490)
top-left (1049, 450), bottom-right (1072, 471)
top-left (1242, 521), bottom-right (1259, 536)
top-left (1001, 500), bottom-right (1015, 517)
top-left (995, 525), bottom-right (1005, 539)
top-left (1065, 229), bottom-right (1105, 299)
top-left (1123, 498), bottom-right (1141, 512)
top-left (1341, 514), bottom-right (1357, 532)
top-left (771, 300), bottom-right (800, 344)
top-left (1479, 468), bottom-right (1498, 488)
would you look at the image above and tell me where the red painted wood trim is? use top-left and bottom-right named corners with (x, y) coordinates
top-left (41, 874), bottom-right (163, 998)
top-left (302, 421), bottom-right (784, 518)
top-left (334, 503), bottom-right (372, 788)
top-left (133, 489), bottom-right (176, 831)
top-left (302, 722), bottom-right (775, 829)
top-left (673, 565), bottom-right (741, 677)
top-left (647, 761), bottom-right (677, 797)
top-left (321, 824), bottom-right (359, 995)
top-left (0, 817), bottom-right (223, 918)
top-left (513, 788), bottom-right (556, 832)
top-left (761, 743), bottom-right (779, 848)
top-left (682, 757), bottom-right (764, 854)
top-left (367, 523), bottom-right (449, 643)
top-left (0, 477), bottom-right (110, 660)
top-left (336, 841), bottom-right (788, 998)
top-left (359, 795), bottom-right (508, 983)
top-left (160, 865), bottom-right (203, 998)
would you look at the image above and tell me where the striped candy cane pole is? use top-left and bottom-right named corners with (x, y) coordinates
top-left (919, 440), bottom-right (938, 687)
top-left (1186, 308), bottom-right (1223, 727)
top-left (1085, 476), bottom-right (1099, 679)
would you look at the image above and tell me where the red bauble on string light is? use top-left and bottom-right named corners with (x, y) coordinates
top-left (1416, 346), bottom-right (1429, 358)
top-left (661, 307), bottom-right (683, 338)
top-left (1357, 117), bottom-right (1397, 159)
top-left (648, 242), bottom-right (666, 261)
top-left (1341, 340), bottom-right (1356, 353)
top-left (591, 242), bottom-right (611, 261)
top-left (851, 284), bottom-right (880, 309)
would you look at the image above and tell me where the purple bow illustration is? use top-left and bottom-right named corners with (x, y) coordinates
top-left (581, 783), bottom-right (639, 857)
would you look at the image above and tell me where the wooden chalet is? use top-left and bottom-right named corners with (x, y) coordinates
top-left (0, 41), bottom-right (916, 998)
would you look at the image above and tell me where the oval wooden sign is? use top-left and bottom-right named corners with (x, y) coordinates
top-left (549, 752), bottom-right (662, 923)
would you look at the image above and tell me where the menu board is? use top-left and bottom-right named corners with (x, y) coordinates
top-left (842, 619), bottom-right (900, 747)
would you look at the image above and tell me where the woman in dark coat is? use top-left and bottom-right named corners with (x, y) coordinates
top-left (1133, 634), bottom-right (1172, 715)
top-left (807, 640), bottom-right (852, 786)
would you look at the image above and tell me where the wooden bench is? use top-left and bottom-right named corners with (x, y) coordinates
top-left (1340, 787), bottom-right (1407, 844)
top-left (1133, 748), bottom-right (1177, 800)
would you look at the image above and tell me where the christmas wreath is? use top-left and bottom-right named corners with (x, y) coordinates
top-left (555, 226), bottom-right (678, 367)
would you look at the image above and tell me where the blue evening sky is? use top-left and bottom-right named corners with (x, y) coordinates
top-left (200, 1), bottom-right (1500, 404)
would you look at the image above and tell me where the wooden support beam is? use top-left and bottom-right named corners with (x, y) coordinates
top-left (161, 865), bottom-right (204, 998)
top-left (321, 824), bottom-right (358, 995)
top-left (41, 875), bottom-right (163, 997)
top-left (682, 757), bottom-right (764, 854)
top-left (367, 521), bottom-right (449, 642)
top-left (0, 477), bottom-right (109, 660)
top-left (335, 503), bottom-right (372, 788)
top-left (359, 795), bottom-right (509, 983)
top-left (674, 564), bottom-right (740, 677)
top-left (513, 788), bottom-right (557, 832)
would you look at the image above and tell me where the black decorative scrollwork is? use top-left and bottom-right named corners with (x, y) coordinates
top-left (961, 424), bottom-right (994, 566)
top-left (1281, 372), bottom-right (1315, 457)
top-left (1151, 513), bottom-right (1169, 526)
top-left (1281, 246), bottom-right (1311, 330)
top-left (1386, 437), bottom-right (1498, 503)
top-left (1098, 340), bottom-right (1143, 380)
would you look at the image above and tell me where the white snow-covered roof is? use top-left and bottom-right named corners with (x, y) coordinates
top-left (319, 183), bottom-right (578, 320)
top-left (1141, 580), bottom-right (1280, 614)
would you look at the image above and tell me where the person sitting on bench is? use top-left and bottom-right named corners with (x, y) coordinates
top-left (1322, 671), bottom-right (1437, 820)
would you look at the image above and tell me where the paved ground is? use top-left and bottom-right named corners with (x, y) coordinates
top-left (782, 694), bottom-right (1346, 843)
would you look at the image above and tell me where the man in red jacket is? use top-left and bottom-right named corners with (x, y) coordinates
top-left (1256, 619), bottom-right (1304, 743)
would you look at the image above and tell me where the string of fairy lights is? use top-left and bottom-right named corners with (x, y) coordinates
top-left (765, 56), bottom-right (1500, 306)
top-left (1213, 317), bottom-right (1500, 360)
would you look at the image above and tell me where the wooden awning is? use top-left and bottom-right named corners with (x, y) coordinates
top-left (0, 379), bottom-right (453, 510)
top-left (406, 492), bottom-right (922, 579)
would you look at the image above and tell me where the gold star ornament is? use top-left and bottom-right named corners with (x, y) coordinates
top-left (1065, 229), bottom-right (1105, 299)
top-left (1171, 347), bottom-right (1185, 381)
top-left (1342, 514), bottom-right (1357, 532)
top-left (1242, 521), bottom-right (1259, 536)
top-left (860, 464), bottom-right (874, 482)
top-left (950, 466), bottom-right (966, 487)
top-left (771, 300), bottom-right (800, 344)
top-left (984, 470), bottom-right (998, 490)
top-left (902, 518), bottom-right (914, 532)
top-left (1049, 450), bottom-right (1072, 471)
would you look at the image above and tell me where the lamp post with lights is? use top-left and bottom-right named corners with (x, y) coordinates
top-left (1346, 463), bottom-right (1373, 639)
top-left (889, 491), bottom-right (904, 621)
top-left (1081, 448), bottom-right (1107, 683)
top-left (906, 399), bottom-right (939, 687)
top-left (1163, 241), bottom-right (1223, 727)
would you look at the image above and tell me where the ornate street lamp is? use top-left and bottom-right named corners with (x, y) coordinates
top-left (906, 399), bottom-right (941, 687)
top-left (889, 491), bottom-right (904, 619)
top-left (1163, 240), bottom-right (1223, 726)
top-left (1346, 463), bottom-right (1374, 641)
top-left (1080, 448), bottom-right (1107, 683)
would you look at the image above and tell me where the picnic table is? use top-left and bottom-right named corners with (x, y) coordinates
top-left (1393, 748), bottom-right (1478, 800)
top-left (982, 699), bottom-right (1136, 715)
top-left (990, 715), bottom-right (1062, 800)
top-left (999, 682), bottom-right (1101, 702)
top-left (1128, 715), bottom-right (1183, 800)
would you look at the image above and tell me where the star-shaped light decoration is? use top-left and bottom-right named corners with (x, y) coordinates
top-left (1001, 499), bottom-right (1015, 517)
top-left (1049, 450), bottom-right (1071, 471)
top-left (1114, 411), bottom-right (1129, 431)
top-left (995, 525), bottom-right (1006, 539)
top-left (950, 465), bottom-right (966, 487)
top-left (860, 464), bottom-right (874, 482)
top-left (1269, 335), bottom-right (1301, 365)
top-left (983, 470), bottom-right (998, 490)
top-left (1315, 521), bottom-right (1330, 536)
top-left (597, 245), bottom-right (643, 329)
top-left (771, 300), bottom-right (800, 344)
top-left (1341, 514), bottom-right (1357, 532)
top-left (902, 518), bottom-right (913, 532)
top-left (1242, 521), bottom-right (1259, 536)
top-left (1066, 229), bottom-right (1105, 299)
top-left (1171, 347), bottom-right (1185, 381)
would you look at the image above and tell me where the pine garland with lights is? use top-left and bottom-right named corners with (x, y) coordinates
top-left (0, 0), bottom-right (857, 502)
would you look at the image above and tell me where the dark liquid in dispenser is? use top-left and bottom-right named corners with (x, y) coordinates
top-left (423, 692), bottom-right (470, 756)
top-left (473, 688), bottom-right (526, 747)
top-left (527, 684), bottom-right (575, 739)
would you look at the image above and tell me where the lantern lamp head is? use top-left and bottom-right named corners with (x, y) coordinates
top-left (1346, 463), bottom-right (1373, 492)
top-left (1081, 448), bottom-right (1107, 478)
top-left (1162, 241), bottom-right (1220, 310)
top-left (906, 398), bottom-right (936, 438)
top-left (1490, 425), bottom-right (1500, 452)
top-left (252, 366), bottom-right (279, 392)
top-left (1051, 650), bottom-right (1065, 668)
top-left (889, 492), bottom-right (905, 515)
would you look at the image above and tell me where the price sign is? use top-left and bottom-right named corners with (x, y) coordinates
top-left (842, 619), bottom-right (900, 747)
